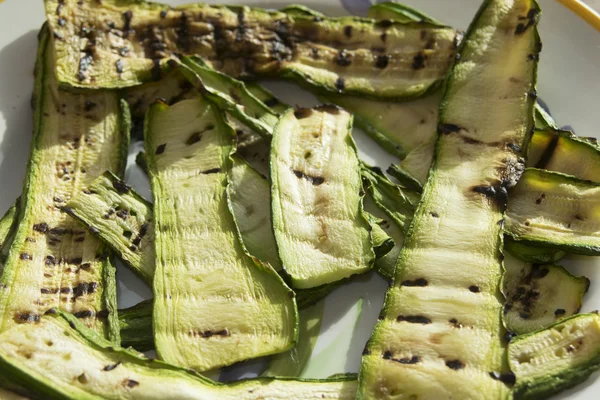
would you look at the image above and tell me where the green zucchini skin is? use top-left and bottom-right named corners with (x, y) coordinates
top-left (503, 237), bottom-right (565, 263)
top-left (119, 299), bottom-right (154, 351)
top-left (65, 171), bottom-right (155, 283)
top-left (145, 96), bottom-right (297, 371)
top-left (503, 254), bottom-right (589, 335)
top-left (0, 200), bottom-right (21, 266)
top-left (271, 106), bottom-right (375, 289)
top-left (367, 2), bottom-right (445, 25)
top-left (505, 168), bottom-right (600, 256)
top-left (44, 0), bottom-right (457, 100)
top-left (509, 313), bottom-right (600, 400)
top-left (0, 312), bottom-right (357, 400)
top-left (358, 0), bottom-right (540, 398)
top-left (0, 28), bottom-right (128, 342)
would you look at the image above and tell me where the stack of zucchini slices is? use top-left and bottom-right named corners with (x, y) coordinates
top-left (0, 0), bottom-right (599, 399)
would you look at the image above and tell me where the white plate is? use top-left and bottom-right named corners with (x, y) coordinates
top-left (1, 0), bottom-right (599, 398)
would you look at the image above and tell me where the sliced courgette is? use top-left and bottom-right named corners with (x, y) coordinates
top-left (509, 313), bottom-right (600, 399)
top-left (271, 106), bottom-right (374, 289)
top-left (358, 0), bottom-right (540, 397)
top-left (0, 28), bottom-right (128, 341)
top-left (145, 96), bottom-right (297, 371)
top-left (527, 129), bottom-right (600, 181)
top-left (505, 168), bottom-right (600, 256)
top-left (503, 254), bottom-right (589, 335)
top-left (45, 0), bottom-right (457, 100)
top-left (0, 312), bottom-right (357, 400)
top-left (65, 171), bottom-right (155, 283)
top-left (533, 103), bottom-right (558, 130)
top-left (119, 299), bottom-right (153, 352)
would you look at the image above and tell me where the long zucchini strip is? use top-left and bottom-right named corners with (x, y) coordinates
top-left (145, 96), bottom-right (296, 371)
top-left (505, 168), bottom-right (600, 255)
top-left (358, 0), bottom-right (540, 398)
top-left (509, 313), bottom-right (600, 399)
top-left (0, 28), bottom-right (128, 341)
top-left (271, 106), bottom-right (374, 289)
top-left (44, 0), bottom-right (457, 99)
top-left (0, 313), bottom-right (357, 400)
top-left (503, 255), bottom-right (589, 335)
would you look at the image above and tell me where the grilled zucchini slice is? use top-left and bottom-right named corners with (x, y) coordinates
top-left (271, 106), bottom-right (374, 289)
top-left (358, 0), bottom-right (540, 398)
top-left (44, 0), bottom-right (457, 99)
top-left (145, 96), bottom-right (296, 371)
top-left (509, 313), bottom-right (600, 400)
top-left (0, 28), bottom-right (127, 341)
top-left (0, 312), bottom-right (357, 400)
top-left (505, 168), bottom-right (600, 255)
top-left (503, 254), bottom-right (589, 335)
top-left (65, 171), bottom-right (155, 283)
top-left (527, 129), bottom-right (600, 181)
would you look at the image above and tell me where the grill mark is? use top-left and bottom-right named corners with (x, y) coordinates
top-left (534, 134), bottom-right (559, 169)
top-left (489, 371), bottom-right (516, 386)
top-left (292, 170), bottom-right (325, 186)
top-left (15, 313), bottom-right (40, 323)
top-left (401, 278), bottom-right (428, 287)
top-left (155, 143), bottom-right (167, 154)
top-left (397, 315), bottom-right (431, 324)
top-left (335, 77), bottom-right (345, 91)
top-left (201, 168), bottom-right (221, 175)
top-left (185, 124), bottom-right (214, 145)
top-left (113, 179), bottom-right (131, 194)
top-left (103, 361), bottom-right (122, 371)
top-left (73, 310), bottom-right (95, 319)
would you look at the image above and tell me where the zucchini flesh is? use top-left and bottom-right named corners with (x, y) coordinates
top-left (45, 0), bottom-right (457, 99)
top-left (505, 168), bottom-right (600, 255)
top-left (503, 254), bottom-right (589, 335)
top-left (527, 129), bottom-right (600, 181)
top-left (271, 106), bottom-right (374, 289)
top-left (0, 313), bottom-right (357, 400)
top-left (0, 200), bottom-right (20, 266)
top-left (65, 172), bottom-right (155, 283)
top-left (358, 0), bottom-right (539, 398)
top-left (145, 97), bottom-right (297, 371)
top-left (0, 30), bottom-right (127, 341)
top-left (509, 313), bottom-right (600, 399)
top-left (119, 299), bottom-right (153, 352)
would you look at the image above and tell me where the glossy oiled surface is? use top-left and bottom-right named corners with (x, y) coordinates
top-left (0, 1), bottom-right (599, 399)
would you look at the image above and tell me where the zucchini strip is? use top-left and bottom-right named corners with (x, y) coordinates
top-left (145, 96), bottom-right (297, 371)
top-left (505, 168), bottom-right (600, 255)
top-left (509, 313), bottom-right (600, 400)
top-left (44, 0), bottom-right (457, 99)
top-left (358, 0), bottom-right (540, 397)
top-left (0, 28), bottom-right (128, 341)
top-left (271, 106), bottom-right (374, 289)
top-left (503, 254), bottom-right (589, 335)
top-left (0, 313), bottom-right (357, 400)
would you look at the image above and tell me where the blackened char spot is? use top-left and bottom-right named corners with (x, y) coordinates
top-left (504, 331), bottom-right (516, 342)
top-left (160, 10), bottom-right (168, 18)
top-left (122, 10), bottom-right (133, 38)
top-left (202, 168), bottom-right (221, 175)
top-left (398, 356), bottom-right (420, 364)
top-left (84, 101), bottom-right (96, 112)
top-left (554, 308), bottom-right (566, 316)
top-left (335, 50), bottom-right (352, 67)
top-left (472, 184), bottom-right (509, 210)
top-left (78, 50), bottom-right (93, 82)
top-left (412, 52), bottom-right (426, 70)
top-left (375, 55), bottom-right (390, 69)
top-left (292, 170), bottom-right (325, 186)
top-left (469, 285), bottom-right (480, 293)
top-left (294, 108), bottom-right (313, 119)
top-left (382, 351), bottom-right (392, 359)
top-left (376, 19), bottom-right (393, 28)
top-left (489, 372), bottom-right (516, 386)
top-left (123, 379), bottom-right (139, 388)
top-left (397, 315), bottom-right (431, 324)
top-left (20, 253), bottom-right (32, 260)
top-left (73, 282), bottom-right (99, 299)
top-left (115, 59), bottom-right (124, 74)
top-left (113, 179), bottom-right (131, 194)
top-left (186, 132), bottom-right (203, 145)
top-left (33, 223), bottom-right (49, 233)
top-left (446, 360), bottom-right (464, 370)
top-left (344, 25), bottom-right (352, 38)
top-left (530, 265), bottom-right (549, 279)
top-left (507, 142), bottom-right (522, 153)
top-left (74, 310), bottom-right (95, 319)
top-left (15, 313), bottom-right (40, 323)
top-left (335, 77), bottom-right (345, 92)
top-left (155, 143), bottom-right (167, 154)
top-left (103, 361), bottom-right (122, 371)
top-left (401, 278), bottom-right (428, 287)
